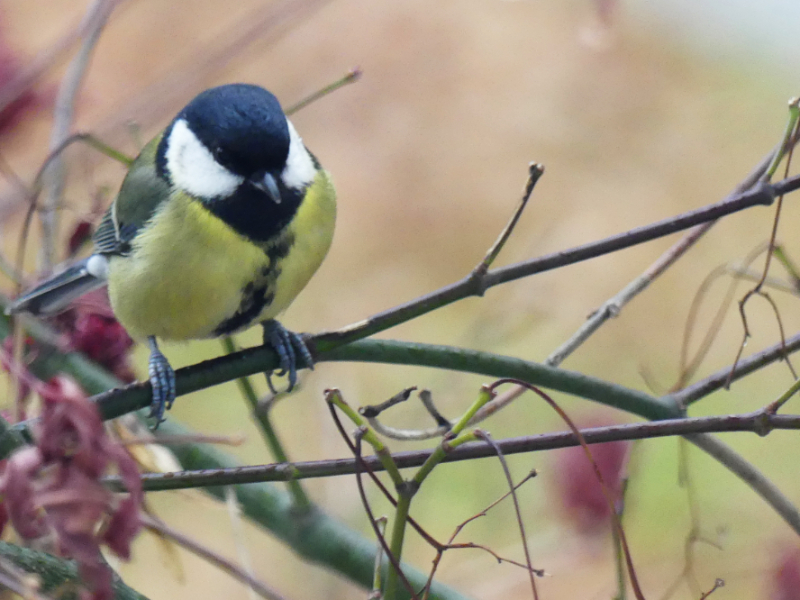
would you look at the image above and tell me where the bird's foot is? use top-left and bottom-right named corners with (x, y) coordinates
top-left (262, 320), bottom-right (314, 394)
top-left (147, 336), bottom-right (176, 426)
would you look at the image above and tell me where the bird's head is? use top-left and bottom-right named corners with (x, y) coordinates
top-left (156, 84), bottom-right (316, 202)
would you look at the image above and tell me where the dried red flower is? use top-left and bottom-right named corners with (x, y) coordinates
top-left (552, 419), bottom-right (631, 534)
top-left (0, 376), bottom-right (143, 600)
top-left (51, 289), bottom-right (135, 384)
top-left (67, 220), bottom-right (94, 257)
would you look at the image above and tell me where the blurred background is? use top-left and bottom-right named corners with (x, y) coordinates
top-left (1, 0), bottom-right (800, 598)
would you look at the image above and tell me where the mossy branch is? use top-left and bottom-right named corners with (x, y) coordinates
top-left (0, 541), bottom-right (148, 600)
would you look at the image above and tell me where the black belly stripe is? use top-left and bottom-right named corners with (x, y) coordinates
top-left (264, 231), bottom-right (294, 262)
top-left (211, 231), bottom-right (296, 335)
top-left (213, 277), bottom-right (275, 336)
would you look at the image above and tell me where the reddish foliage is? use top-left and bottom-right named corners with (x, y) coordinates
top-left (52, 289), bottom-right (136, 383)
top-left (0, 376), bottom-right (143, 600)
top-left (0, 22), bottom-right (49, 136)
top-left (70, 311), bottom-right (135, 382)
top-left (68, 220), bottom-right (94, 257)
top-left (772, 546), bottom-right (800, 600)
top-left (552, 419), bottom-right (630, 534)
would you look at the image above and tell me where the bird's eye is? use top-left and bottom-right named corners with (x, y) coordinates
top-left (212, 146), bottom-right (228, 163)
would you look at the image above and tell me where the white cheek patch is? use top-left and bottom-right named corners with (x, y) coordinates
top-left (281, 120), bottom-right (317, 191)
top-left (165, 119), bottom-right (244, 199)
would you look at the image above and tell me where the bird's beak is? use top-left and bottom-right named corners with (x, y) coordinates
top-left (251, 172), bottom-right (281, 204)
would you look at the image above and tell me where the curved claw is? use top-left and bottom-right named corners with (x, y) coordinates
top-left (147, 336), bottom-right (176, 427)
top-left (262, 320), bottom-right (314, 393)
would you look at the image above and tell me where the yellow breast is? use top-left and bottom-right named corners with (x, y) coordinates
top-left (107, 171), bottom-right (336, 341)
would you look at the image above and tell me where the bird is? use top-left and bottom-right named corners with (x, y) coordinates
top-left (8, 83), bottom-right (337, 423)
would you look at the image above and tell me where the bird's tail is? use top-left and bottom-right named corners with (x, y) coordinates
top-left (6, 257), bottom-right (107, 316)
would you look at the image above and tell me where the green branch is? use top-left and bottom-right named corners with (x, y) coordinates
top-left (0, 542), bottom-right (147, 600)
top-left (0, 315), bottom-right (470, 600)
top-left (70, 338), bottom-right (678, 423)
top-left (221, 336), bottom-right (311, 511)
top-left (156, 417), bottom-right (464, 600)
top-left (322, 340), bottom-right (679, 421)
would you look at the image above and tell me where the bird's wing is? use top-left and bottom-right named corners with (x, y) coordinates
top-left (6, 257), bottom-right (107, 315)
top-left (93, 133), bottom-right (171, 255)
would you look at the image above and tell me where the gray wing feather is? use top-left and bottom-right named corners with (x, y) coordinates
top-left (6, 258), bottom-right (105, 316)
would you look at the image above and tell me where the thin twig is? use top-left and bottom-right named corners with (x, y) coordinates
top-left (40, 0), bottom-right (119, 269)
top-left (140, 514), bottom-right (289, 600)
top-left (698, 579), bottom-right (725, 600)
top-left (671, 330), bottom-right (800, 407)
top-left (472, 430), bottom-right (538, 600)
top-left (423, 470), bottom-right (544, 600)
top-left (360, 387), bottom-right (418, 418)
top-left (89, 0), bottom-right (332, 142)
top-left (325, 397), bottom-right (442, 549)
top-left (471, 163), bottom-right (543, 284)
top-left (477, 134), bottom-right (793, 418)
top-left (365, 419), bottom-right (447, 442)
top-left (224, 487), bottom-right (259, 600)
top-left (488, 380), bottom-right (645, 600)
top-left (455, 470), bottom-right (538, 537)
top-left (686, 433), bottom-right (800, 534)
top-left (419, 390), bottom-right (451, 427)
top-left (317, 175), bottom-right (799, 354)
top-left (612, 475), bottom-right (631, 600)
top-left (284, 67), bottom-right (362, 116)
top-left (444, 543), bottom-right (544, 575)
top-left (549, 222), bottom-right (712, 368)
top-left (363, 390), bottom-right (452, 441)
top-left (728, 100), bottom-right (800, 386)
top-left (0, 6), bottom-right (104, 117)
top-left (120, 432), bottom-right (246, 447)
top-left (370, 516), bottom-right (388, 599)
top-left (676, 253), bottom-right (761, 391)
top-left (725, 264), bottom-right (798, 294)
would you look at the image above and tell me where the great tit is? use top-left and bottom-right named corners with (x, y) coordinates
top-left (8, 83), bottom-right (337, 422)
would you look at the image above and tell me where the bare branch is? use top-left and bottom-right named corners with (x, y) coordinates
top-left (472, 430), bottom-right (539, 600)
top-left (671, 330), bottom-right (800, 407)
top-left (318, 175), bottom-right (799, 348)
top-left (487, 380), bottom-right (644, 600)
top-left (471, 163), bottom-right (544, 284)
top-left (137, 410), bottom-right (800, 489)
top-left (284, 67), bottom-right (362, 116)
top-left (141, 514), bottom-right (290, 600)
top-left (39, 0), bottom-right (120, 269)
top-left (686, 434), bottom-right (800, 535)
